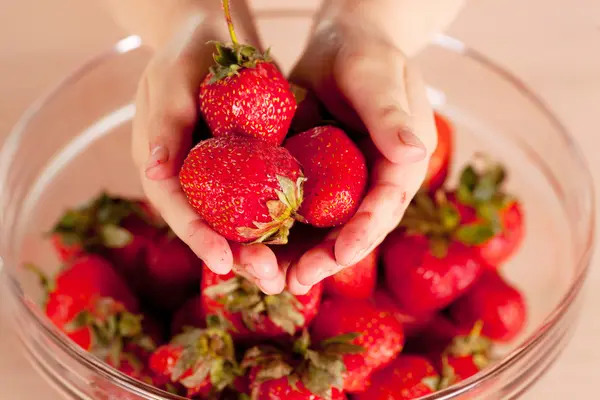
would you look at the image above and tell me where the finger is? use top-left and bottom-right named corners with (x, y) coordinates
top-left (142, 20), bottom-right (219, 181)
top-left (334, 43), bottom-right (434, 164)
top-left (141, 176), bottom-right (233, 275)
top-left (286, 266), bottom-right (313, 296)
top-left (289, 227), bottom-right (341, 288)
top-left (229, 243), bottom-right (281, 281)
top-left (335, 143), bottom-right (431, 267)
top-left (335, 60), bottom-right (437, 266)
top-left (229, 243), bottom-right (285, 295)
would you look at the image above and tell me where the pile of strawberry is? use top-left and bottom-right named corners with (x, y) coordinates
top-left (26, 1), bottom-right (528, 399)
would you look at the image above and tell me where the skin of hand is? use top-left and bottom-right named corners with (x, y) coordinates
top-left (125, 1), bottom-right (289, 295)
top-left (284, 10), bottom-right (446, 295)
top-left (113, 0), bottom-right (464, 295)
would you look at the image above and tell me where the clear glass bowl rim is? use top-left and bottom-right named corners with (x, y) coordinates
top-left (0, 34), bottom-right (595, 400)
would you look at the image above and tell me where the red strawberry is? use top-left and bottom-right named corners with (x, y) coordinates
top-left (242, 330), bottom-right (360, 399)
top-left (436, 322), bottom-right (493, 388)
top-left (372, 288), bottom-right (434, 337)
top-left (449, 270), bottom-right (527, 342)
top-left (355, 355), bottom-right (440, 400)
top-left (149, 320), bottom-right (242, 398)
top-left (198, 1), bottom-right (296, 146)
top-left (284, 126), bottom-right (368, 227)
top-left (50, 193), bottom-right (162, 271)
top-left (140, 232), bottom-right (202, 312)
top-left (201, 265), bottom-right (322, 340)
top-left (289, 86), bottom-right (327, 134)
top-left (41, 255), bottom-right (139, 317)
top-left (179, 135), bottom-right (305, 244)
top-left (310, 298), bottom-right (404, 392)
top-left (403, 314), bottom-right (461, 358)
top-left (324, 248), bottom-right (379, 299)
top-left (449, 161), bottom-right (524, 266)
top-left (384, 192), bottom-right (495, 315)
top-left (170, 294), bottom-right (205, 336)
top-left (423, 112), bottom-right (453, 192)
top-left (28, 256), bottom-right (153, 364)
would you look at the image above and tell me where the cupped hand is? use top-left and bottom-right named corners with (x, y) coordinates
top-left (286, 19), bottom-right (438, 294)
top-left (130, 16), bottom-right (286, 294)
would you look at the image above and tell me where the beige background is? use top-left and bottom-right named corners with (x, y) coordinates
top-left (1, 0), bottom-right (599, 398)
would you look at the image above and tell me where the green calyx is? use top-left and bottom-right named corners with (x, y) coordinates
top-left (400, 191), bottom-right (497, 258)
top-left (438, 321), bottom-right (492, 389)
top-left (455, 160), bottom-right (514, 233)
top-left (203, 274), bottom-right (306, 335)
top-left (50, 192), bottom-right (164, 252)
top-left (242, 330), bottom-right (363, 400)
top-left (64, 297), bottom-right (155, 366)
top-left (170, 321), bottom-right (242, 393)
top-left (207, 0), bottom-right (271, 84)
top-left (207, 41), bottom-right (271, 84)
top-left (237, 175), bottom-right (306, 245)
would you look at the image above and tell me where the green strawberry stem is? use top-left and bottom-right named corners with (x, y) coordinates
top-left (208, 0), bottom-right (271, 83)
top-left (222, 0), bottom-right (239, 45)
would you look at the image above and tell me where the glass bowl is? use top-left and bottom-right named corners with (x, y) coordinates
top-left (0, 34), bottom-right (594, 400)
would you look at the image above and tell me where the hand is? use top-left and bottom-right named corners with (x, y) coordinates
top-left (130, 16), bottom-right (287, 294)
top-left (286, 18), bottom-right (438, 294)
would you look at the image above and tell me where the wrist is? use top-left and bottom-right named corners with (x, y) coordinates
top-left (314, 0), bottom-right (465, 57)
top-left (108, 0), bottom-right (261, 52)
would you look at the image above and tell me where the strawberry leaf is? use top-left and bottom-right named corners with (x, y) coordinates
top-left (454, 223), bottom-right (496, 246)
top-left (100, 224), bottom-right (133, 248)
top-left (293, 330), bottom-right (311, 354)
top-left (180, 360), bottom-right (211, 388)
top-left (422, 376), bottom-right (441, 392)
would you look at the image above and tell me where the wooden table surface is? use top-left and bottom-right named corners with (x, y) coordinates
top-left (0, 0), bottom-right (599, 398)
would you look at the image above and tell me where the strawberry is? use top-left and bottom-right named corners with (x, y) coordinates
top-left (242, 330), bottom-right (361, 399)
top-left (310, 298), bottom-right (404, 392)
top-left (324, 248), bottom-right (379, 299)
top-left (149, 318), bottom-right (242, 398)
top-left (38, 255), bottom-right (139, 317)
top-left (449, 161), bottom-right (524, 266)
top-left (170, 294), bottom-right (205, 336)
top-left (289, 85), bottom-right (327, 134)
top-left (50, 193), bottom-right (162, 272)
top-left (139, 232), bottom-right (202, 312)
top-left (437, 322), bottom-right (493, 388)
top-left (423, 112), bottom-right (453, 192)
top-left (201, 265), bottom-right (322, 340)
top-left (448, 270), bottom-right (527, 342)
top-left (284, 126), bottom-right (368, 227)
top-left (179, 135), bottom-right (305, 244)
top-left (198, 0), bottom-right (296, 146)
top-left (403, 314), bottom-right (461, 357)
top-left (372, 288), bottom-right (434, 337)
top-left (383, 192), bottom-right (495, 315)
top-left (354, 355), bottom-right (440, 400)
top-left (27, 256), bottom-right (153, 365)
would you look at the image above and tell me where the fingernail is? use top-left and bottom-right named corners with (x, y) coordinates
top-left (243, 263), bottom-right (260, 279)
top-left (398, 128), bottom-right (427, 161)
top-left (258, 278), bottom-right (284, 295)
top-left (146, 145), bottom-right (169, 170)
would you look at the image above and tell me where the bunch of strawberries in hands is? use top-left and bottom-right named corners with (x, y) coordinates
top-left (27, 1), bottom-right (528, 399)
